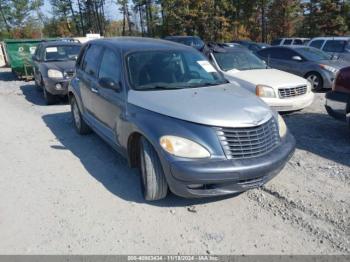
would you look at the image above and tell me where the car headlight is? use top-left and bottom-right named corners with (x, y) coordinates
top-left (256, 85), bottom-right (276, 98)
top-left (319, 64), bottom-right (338, 74)
top-left (277, 114), bottom-right (287, 138)
top-left (160, 136), bottom-right (210, 159)
top-left (48, 69), bottom-right (63, 79)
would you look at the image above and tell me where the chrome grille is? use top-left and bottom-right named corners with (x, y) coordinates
top-left (279, 85), bottom-right (307, 98)
top-left (215, 118), bottom-right (280, 159)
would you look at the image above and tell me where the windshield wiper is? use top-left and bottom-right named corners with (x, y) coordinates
top-left (137, 85), bottom-right (184, 91)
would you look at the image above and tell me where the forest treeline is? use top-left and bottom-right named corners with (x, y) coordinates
top-left (0, 0), bottom-right (349, 43)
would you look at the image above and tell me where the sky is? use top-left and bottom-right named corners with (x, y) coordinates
top-left (42, 0), bottom-right (122, 20)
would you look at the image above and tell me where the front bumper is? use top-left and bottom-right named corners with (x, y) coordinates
top-left (325, 91), bottom-right (349, 122)
top-left (263, 91), bottom-right (314, 112)
top-left (43, 77), bottom-right (71, 95)
top-left (161, 133), bottom-right (296, 198)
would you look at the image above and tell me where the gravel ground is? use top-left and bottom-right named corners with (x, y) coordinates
top-left (0, 67), bottom-right (349, 254)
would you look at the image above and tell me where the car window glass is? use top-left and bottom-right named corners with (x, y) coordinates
top-left (99, 48), bottom-right (121, 84)
top-left (309, 40), bottom-right (324, 49)
top-left (283, 39), bottom-right (293, 45)
top-left (293, 39), bottom-right (303, 45)
top-left (82, 45), bottom-right (103, 77)
top-left (127, 50), bottom-right (227, 90)
top-left (323, 40), bottom-right (346, 52)
top-left (44, 45), bottom-right (81, 62)
top-left (213, 51), bottom-right (266, 71)
top-left (271, 39), bottom-right (282, 46)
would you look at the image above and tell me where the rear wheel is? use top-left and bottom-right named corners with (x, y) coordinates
top-left (140, 137), bottom-right (168, 201)
top-left (306, 72), bottom-right (323, 91)
top-left (71, 96), bottom-right (91, 135)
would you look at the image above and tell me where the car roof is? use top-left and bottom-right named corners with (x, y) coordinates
top-left (40, 40), bottom-right (81, 47)
top-left (310, 36), bottom-right (350, 41)
top-left (87, 37), bottom-right (194, 53)
top-left (164, 36), bottom-right (201, 40)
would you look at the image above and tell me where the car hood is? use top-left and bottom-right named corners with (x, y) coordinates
top-left (318, 59), bottom-right (350, 70)
top-left (224, 69), bottom-right (308, 88)
top-left (128, 84), bottom-right (273, 128)
top-left (43, 60), bottom-right (76, 72)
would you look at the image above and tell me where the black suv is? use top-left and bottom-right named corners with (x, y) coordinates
top-left (32, 41), bottom-right (81, 104)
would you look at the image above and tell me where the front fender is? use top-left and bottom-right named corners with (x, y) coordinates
top-left (121, 104), bottom-right (226, 163)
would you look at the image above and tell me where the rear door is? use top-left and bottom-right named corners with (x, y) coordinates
top-left (90, 47), bottom-right (125, 146)
top-left (77, 44), bottom-right (103, 116)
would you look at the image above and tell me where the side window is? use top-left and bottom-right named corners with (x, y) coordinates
top-left (323, 40), bottom-right (346, 53)
top-left (267, 48), bottom-right (296, 60)
top-left (98, 48), bottom-right (121, 84)
top-left (82, 44), bottom-right (103, 77)
top-left (76, 45), bottom-right (88, 69)
top-left (257, 49), bottom-right (271, 58)
top-left (283, 39), bottom-right (293, 45)
top-left (293, 39), bottom-right (303, 45)
top-left (271, 39), bottom-right (282, 46)
top-left (309, 40), bottom-right (324, 49)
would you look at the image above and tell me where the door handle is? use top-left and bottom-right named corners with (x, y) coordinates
top-left (91, 87), bottom-right (99, 94)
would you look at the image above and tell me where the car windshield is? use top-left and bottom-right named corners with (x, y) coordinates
top-left (296, 47), bottom-right (332, 61)
top-left (127, 50), bottom-right (227, 91)
top-left (176, 38), bottom-right (204, 48)
top-left (213, 51), bottom-right (267, 71)
top-left (44, 45), bottom-right (81, 61)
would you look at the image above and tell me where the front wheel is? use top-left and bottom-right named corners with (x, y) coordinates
top-left (306, 72), bottom-right (323, 91)
top-left (71, 96), bottom-right (91, 135)
top-left (43, 87), bottom-right (57, 105)
top-left (140, 137), bottom-right (168, 201)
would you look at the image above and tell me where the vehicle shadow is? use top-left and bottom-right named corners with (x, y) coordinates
top-left (20, 84), bottom-right (68, 106)
top-left (0, 69), bottom-right (18, 81)
top-left (42, 112), bottom-right (235, 207)
top-left (283, 111), bottom-right (350, 167)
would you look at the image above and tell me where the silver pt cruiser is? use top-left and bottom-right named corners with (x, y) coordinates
top-left (69, 37), bottom-right (296, 201)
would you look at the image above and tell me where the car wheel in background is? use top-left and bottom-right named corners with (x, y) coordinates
top-left (70, 96), bottom-right (91, 135)
top-left (43, 87), bottom-right (57, 105)
top-left (35, 74), bottom-right (43, 92)
top-left (140, 137), bottom-right (168, 201)
top-left (306, 72), bottom-right (323, 91)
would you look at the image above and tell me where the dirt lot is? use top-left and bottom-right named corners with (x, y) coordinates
top-left (0, 67), bottom-right (349, 254)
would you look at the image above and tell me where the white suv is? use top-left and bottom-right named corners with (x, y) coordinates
top-left (307, 37), bottom-right (350, 60)
top-left (271, 38), bottom-right (310, 46)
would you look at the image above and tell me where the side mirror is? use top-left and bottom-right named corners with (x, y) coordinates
top-left (292, 56), bottom-right (303, 62)
top-left (98, 77), bottom-right (121, 92)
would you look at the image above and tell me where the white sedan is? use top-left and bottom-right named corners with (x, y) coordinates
top-left (208, 45), bottom-right (314, 112)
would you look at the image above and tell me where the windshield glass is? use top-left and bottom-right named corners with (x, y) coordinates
top-left (44, 45), bottom-right (81, 61)
top-left (176, 38), bottom-right (204, 48)
top-left (296, 47), bottom-right (331, 61)
top-left (127, 50), bottom-right (227, 91)
top-left (213, 51), bottom-right (266, 71)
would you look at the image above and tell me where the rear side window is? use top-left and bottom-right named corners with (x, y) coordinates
top-left (258, 48), bottom-right (292, 59)
top-left (323, 40), bottom-right (346, 53)
top-left (271, 39), bottom-right (282, 46)
top-left (293, 39), bottom-right (303, 45)
top-left (309, 40), bottom-right (324, 49)
top-left (283, 39), bottom-right (293, 45)
top-left (82, 45), bottom-right (103, 77)
top-left (99, 48), bottom-right (121, 84)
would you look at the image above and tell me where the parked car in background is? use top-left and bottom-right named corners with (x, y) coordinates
top-left (69, 38), bottom-right (295, 201)
top-left (256, 46), bottom-right (350, 91)
top-left (325, 66), bottom-right (350, 128)
top-left (33, 41), bottom-right (82, 104)
top-left (164, 36), bottom-right (207, 52)
top-left (307, 37), bottom-right (350, 61)
top-left (230, 40), bottom-right (270, 52)
top-left (207, 44), bottom-right (314, 112)
top-left (271, 38), bottom-right (310, 46)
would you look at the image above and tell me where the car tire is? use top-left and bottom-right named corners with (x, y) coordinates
top-left (35, 74), bottom-right (43, 92)
top-left (306, 72), bottom-right (323, 91)
top-left (43, 85), bottom-right (57, 105)
top-left (71, 96), bottom-right (91, 135)
top-left (140, 137), bottom-right (168, 201)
